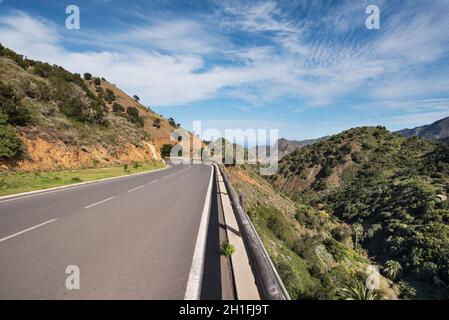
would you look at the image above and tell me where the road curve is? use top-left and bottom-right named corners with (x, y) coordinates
top-left (0, 163), bottom-right (213, 299)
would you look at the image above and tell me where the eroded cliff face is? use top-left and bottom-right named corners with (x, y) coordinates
top-left (0, 135), bottom-right (160, 172)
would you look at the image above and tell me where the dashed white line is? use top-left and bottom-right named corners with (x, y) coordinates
top-left (148, 180), bottom-right (159, 184)
top-left (128, 186), bottom-right (144, 193)
top-left (85, 196), bottom-right (115, 209)
top-left (0, 219), bottom-right (57, 243)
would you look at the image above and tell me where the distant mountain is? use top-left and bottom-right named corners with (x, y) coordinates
top-left (277, 137), bottom-right (327, 158)
top-left (397, 116), bottom-right (449, 141)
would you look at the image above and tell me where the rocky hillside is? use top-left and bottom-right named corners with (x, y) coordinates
top-left (269, 126), bottom-right (449, 299)
top-left (397, 116), bottom-right (449, 141)
top-left (0, 44), bottom-right (188, 171)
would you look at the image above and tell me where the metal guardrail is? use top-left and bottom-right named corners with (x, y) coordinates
top-left (218, 165), bottom-right (291, 300)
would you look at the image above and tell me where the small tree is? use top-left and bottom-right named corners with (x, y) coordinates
top-left (93, 77), bottom-right (101, 86)
top-left (84, 73), bottom-right (92, 80)
top-left (133, 95), bottom-right (140, 102)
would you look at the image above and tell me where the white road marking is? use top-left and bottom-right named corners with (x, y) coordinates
top-left (0, 166), bottom-right (170, 204)
top-left (148, 180), bottom-right (158, 184)
top-left (184, 164), bottom-right (214, 300)
top-left (85, 196), bottom-right (115, 209)
top-left (128, 186), bottom-right (144, 193)
top-left (0, 219), bottom-right (57, 243)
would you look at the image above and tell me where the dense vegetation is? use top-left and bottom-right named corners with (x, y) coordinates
top-left (0, 81), bottom-right (28, 160)
top-left (0, 112), bottom-right (24, 160)
top-left (272, 126), bottom-right (449, 299)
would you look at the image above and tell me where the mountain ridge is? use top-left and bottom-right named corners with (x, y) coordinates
top-left (396, 116), bottom-right (449, 142)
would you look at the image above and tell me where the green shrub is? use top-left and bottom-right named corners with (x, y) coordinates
top-left (112, 103), bottom-right (125, 113)
top-left (323, 238), bottom-right (346, 262)
top-left (0, 81), bottom-right (31, 126)
top-left (93, 77), bottom-right (101, 86)
top-left (153, 118), bottom-right (161, 128)
top-left (221, 241), bottom-right (235, 257)
top-left (0, 113), bottom-right (23, 160)
top-left (104, 88), bottom-right (116, 103)
top-left (168, 117), bottom-right (177, 127)
top-left (132, 161), bottom-right (140, 169)
top-left (84, 73), bottom-right (92, 80)
top-left (126, 106), bottom-right (144, 127)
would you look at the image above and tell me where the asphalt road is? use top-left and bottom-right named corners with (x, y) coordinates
top-left (0, 163), bottom-right (215, 299)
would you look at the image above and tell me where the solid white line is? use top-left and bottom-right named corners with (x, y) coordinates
top-left (128, 186), bottom-right (144, 193)
top-left (148, 180), bottom-right (158, 184)
top-left (85, 196), bottom-right (115, 209)
top-left (0, 219), bottom-right (57, 243)
top-left (184, 164), bottom-right (214, 300)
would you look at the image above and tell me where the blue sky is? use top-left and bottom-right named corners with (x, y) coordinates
top-left (1, 0), bottom-right (449, 142)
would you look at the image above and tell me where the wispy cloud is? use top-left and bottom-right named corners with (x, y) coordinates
top-left (0, 0), bottom-right (448, 125)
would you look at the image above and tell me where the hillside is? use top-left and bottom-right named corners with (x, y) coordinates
top-left (0, 44), bottom-right (187, 171)
top-left (269, 126), bottom-right (449, 299)
top-left (224, 163), bottom-right (397, 299)
top-left (397, 116), bottom-right (449, 141)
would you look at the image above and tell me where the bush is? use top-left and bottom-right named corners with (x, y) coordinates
top-left (153, 118), bottom-right (161, 128)
top-left (133, 95), bottom-right (140, 102)
top-left (104, 88), bottom-right (116, 103)
top-left (84, 73), bottom-right (92, 80)
top-left (221, 241), bottom-right (235, 257)
top-left (132, 161), bottom-right (140, 169)
top-left (112, 103), bottom-right (125, 113)
top-left (168, 117), bottom-right (177, 127)
top-left (32, 62), bottom-right (53, 78)
top-left (126, 106), bottom-right (144, 127)
top-left (0, 113), bottom-right (23, 160)
top-left (93, 77), bottom-right (101, 86)
top-left (0, 81), bottom-right (31, 126)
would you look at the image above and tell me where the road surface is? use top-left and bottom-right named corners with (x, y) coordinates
top-left (0, 163), bottom-right (216, 299)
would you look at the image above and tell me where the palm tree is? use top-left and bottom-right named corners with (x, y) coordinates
top-left (383, 260), bottom-right (402, 279)
top-left (337, 279), bottom-right (379, 300)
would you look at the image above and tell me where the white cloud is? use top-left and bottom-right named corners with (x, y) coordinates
top-left (0, 1), bottom-right (449, 112)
